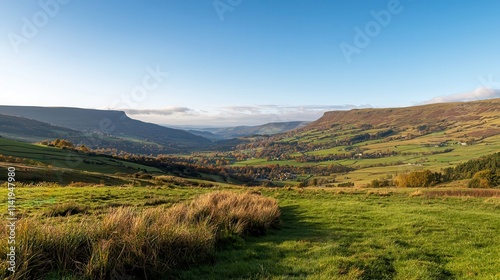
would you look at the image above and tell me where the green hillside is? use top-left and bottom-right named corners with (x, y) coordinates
top-left (0, 106), bottom-right (210, 153)
top-left (0, 137), bottom-right (161, 174)
top-left (0, 113), bottom-right (186, 155)
top-left (0, 113), bottom-right (81, 142)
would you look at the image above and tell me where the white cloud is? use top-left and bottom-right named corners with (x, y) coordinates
top-left (422, 88), bottom-right (500, 104)
top-left (124, 107), bottom-right (194, 116)
top-left (126, 104), bottom-right (372, 126)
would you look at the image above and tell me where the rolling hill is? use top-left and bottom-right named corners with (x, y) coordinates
top-left (0, 113), bottom-right (82, 142)
top-left (193, 121), bottom-right (309, 139)
top-left (306, 98), bottom-right (500, 131)
top-left (0, 137), bottom-right (161, 173)
top-left (0, 106), bottom-right (210, 153)
top-left (0, 137), bottom-right (165, 184)
top-left (289, 98), bottom-right (500, 143)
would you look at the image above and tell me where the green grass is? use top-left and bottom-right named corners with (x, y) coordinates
top-left (306, 146), bottom-right (348, 156)
top-left (0, 138), bottom-right (161, 174)
top-left (0, 162), bottom-right (133, 185)
top-left (179, 188), bottom-right (500, 279)
top-left (1, 184), bottom-right (499, 279)
top-left (0, 183), bottom-right (211, 216)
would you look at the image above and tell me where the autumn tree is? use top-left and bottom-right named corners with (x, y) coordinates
top-left (395, 170), bottom-right (438, 188)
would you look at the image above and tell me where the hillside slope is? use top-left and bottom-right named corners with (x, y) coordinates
top-left (0, 106), bottom-right (210, 152)
top-left (228, 98), bottom-right (500, 186)
top-left (0, 113), bottom-right (81, 142)
top-left (0, 137), bottom-right (166, 184)
top-left (306, 98), bottom-right (500, 131)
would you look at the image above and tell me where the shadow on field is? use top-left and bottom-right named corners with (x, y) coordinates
top-left (176, 203), bottom-right (456, 280)
top-left (175, 204), bottom-right (365, 279)
top-left (278, 205), bottom-right (456, 280)
top-left (277, 205), bottom-right (399, 280)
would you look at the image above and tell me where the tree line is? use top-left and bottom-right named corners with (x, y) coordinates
top-left (389, 152), bottom-right (500, 188)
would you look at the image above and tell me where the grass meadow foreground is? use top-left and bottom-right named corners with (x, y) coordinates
top-left (1, 184), bottom-right (500, 279)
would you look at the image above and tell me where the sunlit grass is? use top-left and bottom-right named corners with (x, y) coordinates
top-left (1, 185), bottom-right (499, 279)
top-left (0, 190), bottom-right (280, 279)
top-left (180, 188), bottom-right (500, 279)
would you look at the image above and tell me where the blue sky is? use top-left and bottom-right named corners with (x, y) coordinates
top-left (1, 0), bottom-right (499, 126)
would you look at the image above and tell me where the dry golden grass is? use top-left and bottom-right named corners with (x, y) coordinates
top-left (365, 190), bottom-right (392, 197)
top-left (0, 191), bottom-right (280, 279)
top-left (409, 189), bottom-right (423, 197)
top-left (188, 191), bottom-right (281, 236)
top-left (43, 201), bottom-right (89, 217)
top-left (423, 189), bottom-right (500, 198)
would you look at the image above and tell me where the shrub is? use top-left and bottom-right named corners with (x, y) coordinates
top-left (395, 170), bottom-right (440, 188)
top-left (337, 182), bottom-right (355, 187)
top-left (468, 170), bottom-right (495, 188)
top-left (468, 178), bottom-right (481, 188)
top-left (367, 179), bottom-right (392, 188)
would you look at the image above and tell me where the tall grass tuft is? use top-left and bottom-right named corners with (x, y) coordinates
top-left (187, 191), bottom-right (282, 236)
top-left (424, 189), bottom-right (500, 198)
top-left (44, 202), bottom-right (88, 217)
top-left (0, 191), bottom-right (280, 279)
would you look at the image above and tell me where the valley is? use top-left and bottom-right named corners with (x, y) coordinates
top-left (0, 99), bottom-right (499, 279)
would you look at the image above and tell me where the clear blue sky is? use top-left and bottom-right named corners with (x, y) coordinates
top-left (1, 0), bottom-right (499, 126)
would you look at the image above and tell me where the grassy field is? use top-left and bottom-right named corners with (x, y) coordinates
top-left (0, 138), bottom-right (161, 174)
top-left (180, 188), bottom-right (500, 280)
top-left (1, 184), bottom-right (499, 279)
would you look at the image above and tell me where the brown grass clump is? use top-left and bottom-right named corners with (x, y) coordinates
top-left (43, 202), bottom-right (89, 217)
top-left (423, 189), bottom-right (500, 198)
top-left (0, 191), bottom-right (280, 279)
top-left (409, 189), bottom-right (423, 197)
top-left (67, 182), bottom-right (94, 188)
top-left (143, 198), bottom-right (169, 206)
top-left (365, 190), bottom-right (392, 197)
top-left (187, 191), bottom-right (281, 236)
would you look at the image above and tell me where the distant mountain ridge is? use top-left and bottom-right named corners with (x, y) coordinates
top-left (191, 121), bottom-right (309, 139)
top-left (0, 106), bottom-right (210, 153)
